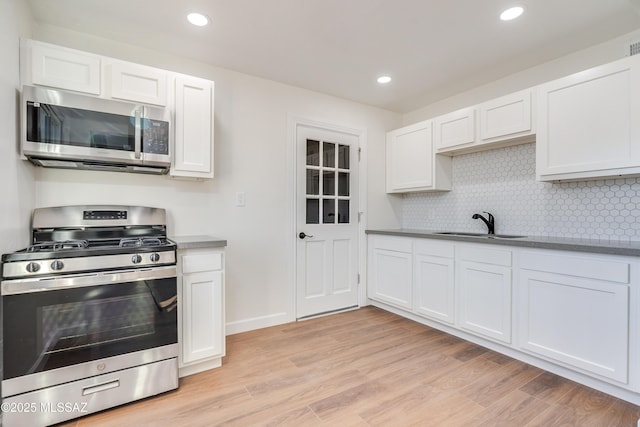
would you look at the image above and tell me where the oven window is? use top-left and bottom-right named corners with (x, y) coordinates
top-left (38, 294), bottom-right (156, 356)
top-left (3, 278), bottom-right (177, 380)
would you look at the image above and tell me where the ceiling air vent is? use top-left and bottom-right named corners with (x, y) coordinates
top-left (627, 40), bottom-right (640, 56)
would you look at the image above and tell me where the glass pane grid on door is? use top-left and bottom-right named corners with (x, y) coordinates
top-left (306, 139), bottom-right (351, 225)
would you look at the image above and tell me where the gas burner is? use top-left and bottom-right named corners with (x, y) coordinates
top-left (27, 240), bottom-right (89, 252)
top-left (118, 237), bottom-right (163, 248)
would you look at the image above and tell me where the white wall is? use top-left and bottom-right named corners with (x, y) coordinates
top-left (29, 24), bottom-right (401, 332)
top-left (403, 29), bottom-right (640, 124)
top-left (0, 0), bottom-right (35, 255)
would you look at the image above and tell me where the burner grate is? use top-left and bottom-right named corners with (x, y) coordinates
top-left (118, 237), bottom-right (163, 248)
top-left (28, 240), bottom-right (89, 252)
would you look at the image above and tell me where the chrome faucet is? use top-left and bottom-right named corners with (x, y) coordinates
top-left (472, 211), bottom-right (495, 234)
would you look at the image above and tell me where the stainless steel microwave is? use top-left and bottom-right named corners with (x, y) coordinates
top-left (21, 85), bottom-right (171, 174)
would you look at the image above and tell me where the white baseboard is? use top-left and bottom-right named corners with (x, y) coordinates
top-left (226, 311), bottom-right (292, 335)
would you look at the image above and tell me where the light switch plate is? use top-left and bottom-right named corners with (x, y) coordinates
top-left (236, 192), bottom-right (246, 207)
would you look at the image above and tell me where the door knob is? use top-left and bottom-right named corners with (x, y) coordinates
top-left (299, 232), bottom-right (313, 239)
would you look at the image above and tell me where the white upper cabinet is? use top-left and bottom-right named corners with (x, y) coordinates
top-left (106, 60), bottom-right (168, 106)
top-left (21, 39), bottom-right (215, 180)
top-left (386, 120), bottom-right (451, 193)
top-left (433, 107), bottom-right (476, 152)
top-left (479, 89), bottom-right (533, 143)
top-left (26, 40), bottom-right (101, 95)
top-left (536, 55), bottom-right (640, 181)
top-left (171, 75), bottom-right (214, 179)
top-left (432, 90), bottom-right (535, 156)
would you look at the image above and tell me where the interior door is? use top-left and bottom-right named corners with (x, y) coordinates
top-left (296, 125), bottom-right (359, 319)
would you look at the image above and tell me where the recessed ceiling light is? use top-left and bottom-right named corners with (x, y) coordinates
top-left (377, 76), bottom-right (392, 84)
top-left (500, 6), bottom-right (524, 21)
top-left (187, 12), bottom-right (209, 27)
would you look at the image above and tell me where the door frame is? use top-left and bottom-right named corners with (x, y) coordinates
top-left (287, 115), bottom-right (368, 320)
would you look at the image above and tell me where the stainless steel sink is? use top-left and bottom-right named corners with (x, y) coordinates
top-left (434, 232), bottom-right (486, 237)
top-left (434, 232), bottom-right (526, 239)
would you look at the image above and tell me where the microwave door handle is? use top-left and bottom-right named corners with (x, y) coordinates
top-left (134, 108), bottom-right (142, 159)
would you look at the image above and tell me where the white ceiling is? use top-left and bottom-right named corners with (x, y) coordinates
top-left (26, 0), bottom-right (640, 113)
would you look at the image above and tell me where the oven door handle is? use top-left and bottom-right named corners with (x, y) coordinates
top-left (1, 266), bottom-right (177, 295)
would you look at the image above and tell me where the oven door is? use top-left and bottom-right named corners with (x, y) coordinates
top-left (1, 266), bottom-right (177, 397)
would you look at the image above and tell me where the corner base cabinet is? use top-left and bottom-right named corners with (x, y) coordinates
top-left (177, 247), bottom-right (225, 377)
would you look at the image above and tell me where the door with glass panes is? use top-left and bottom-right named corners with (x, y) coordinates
top-left (296, 125), bottom-right (359, 319)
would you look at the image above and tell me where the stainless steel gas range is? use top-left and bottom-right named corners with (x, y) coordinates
top-left (1, 205), bottom-right (179, 426)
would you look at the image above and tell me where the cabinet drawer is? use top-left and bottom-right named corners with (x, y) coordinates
top-left (370, 236), bottom-right (412, 253)
top-left (182, 252), bottom-right (223, 273)
top-left (415, 239), bottom-right (454, 258)
top-left (458, 245), bottom-right (511, 266)
top-left (520, 251), bottom-right (629, 284)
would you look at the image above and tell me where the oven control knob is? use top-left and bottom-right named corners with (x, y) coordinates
top-left (26, 262), bottom-right (41, 273)
top-left (131, 254), bottom-right (142, 264)
top-left (50, 260), bottom-right (64, 271)
top-left (149, 253), bottom-right (160, 263)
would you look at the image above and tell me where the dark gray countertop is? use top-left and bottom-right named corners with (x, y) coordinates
top-left (366, 229), bottom-right (640, 257)
top-left (170, 235), bottom-right (227, 249)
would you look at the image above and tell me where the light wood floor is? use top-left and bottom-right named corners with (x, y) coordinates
top-left (62, 306), bottom-right (640, 426)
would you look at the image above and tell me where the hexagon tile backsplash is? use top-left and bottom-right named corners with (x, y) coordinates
top-left (402, 142), bottom-right (640, 242)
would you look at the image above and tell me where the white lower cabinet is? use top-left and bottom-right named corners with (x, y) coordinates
top-left (518, 250), bottom-right (630, 383)
top-left (367, 233), bottom-right (639, 404)
top-left (367, 236), bottom-right (412, 310)
top-left (413, 240), bottom-right (455, 324)
top-left (456, 245), bottom-right (512, 344)
top-left (178, 248), bottom-right (225, 377)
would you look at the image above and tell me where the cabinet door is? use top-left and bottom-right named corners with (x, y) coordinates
top-left (171, 75), bottom-right (214, 178)
top-left (518, 251), bottom-right (630, 383)
top-left (479, 89), bottom-right (532, 142)
top-left (31, 42), bottom-right (101, 95)
top-left (368, 243), bottom-right (412, 310)
top-left (386, 121), bottom-right (433, 192)
top-left (457, 260), bottom-right (511, 343)
top-left (181, 270), bottom-right (224, 365)
top-left (537, 55), bottom-right (640, 181)
top-left (414, 253), bottom-right (455, 324)
top-left (433, 107), bottom-right (476, 152)
top-left (108, 61), bottom-right (167, 106)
